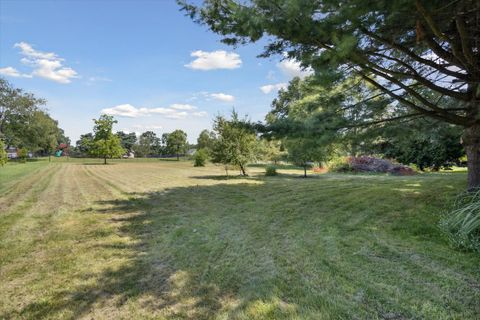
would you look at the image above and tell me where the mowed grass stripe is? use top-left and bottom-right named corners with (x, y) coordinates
top-left (0, 163), bottom-right (54, 212)
top-left (0, 163), bottom-right (136, 319)
top-left (0, 164), bottom-right (72, 263)
top-left (0, 164), bottom-right (58, 238)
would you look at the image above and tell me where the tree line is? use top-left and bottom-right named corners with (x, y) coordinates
top-left (74, 119), bottom-right (189, 162)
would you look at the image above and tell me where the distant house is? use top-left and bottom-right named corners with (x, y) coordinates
top-left (123, 150), bottom-right (135, 159)
top-left (186, 148), bottom-right (197, 156)
top-left (6, 147), bottom-right (17, 159)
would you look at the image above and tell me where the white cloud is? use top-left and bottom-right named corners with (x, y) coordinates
top-left (210, 93), bottom-right (235, 102)
top-left (260, 83), bottom-right (288, 94)
top-left (101, 103), bottom-right (206, 120)
top-left (149, 108), bottom-right (189, 119)
top-left (102, 104), bottom-right (148, 118)
top-left (185, 50), bottom-right (242, 70)
top-left (14, 42), bottom-right (57, 60)
top-left (8, 42), bottom-right (79, 84)
top-left (169, 103), bottom-right (197, 110)
top-left (0, 66), bottom-right (32, 78)
top-left (277, 58), bottom-right (313, 79)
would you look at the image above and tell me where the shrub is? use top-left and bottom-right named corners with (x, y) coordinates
top-left (265, 165), bottom-right (277, 176)
top-left (328, 157), bottom-right (352, 172)
top-left (0, 140), bottom-right (7, 166)
top-left (440, 190), bottom-right (480, 253)
top-left (328, 156), bottom-right (415, 175)
top-left (17, 148), bottom-right (28, 163)
top-left (193, 148), bottom-right (208, 167)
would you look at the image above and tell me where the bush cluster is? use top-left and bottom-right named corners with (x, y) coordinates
top-left (328, 156), bottom-right (415, 175)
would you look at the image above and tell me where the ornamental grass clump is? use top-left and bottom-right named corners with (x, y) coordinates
top-left (440, 189), bottom-right (480, 253)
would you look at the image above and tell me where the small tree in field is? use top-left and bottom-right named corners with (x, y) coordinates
top-left (193, 148), bottom-right (208, 167)
top-left (285, 138), bottom-right (328, 178)
top-left (0, 140), bottom-right (7, 166)
top-left (166, 130), bottom-right (188, 160)
top-left (90, 115), bottom-right (124, 164)
top-left (211, 111), bottom-right (257, 176)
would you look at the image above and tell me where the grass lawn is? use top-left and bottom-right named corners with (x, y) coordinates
top-left (0, 159), bottom-right (479, 319)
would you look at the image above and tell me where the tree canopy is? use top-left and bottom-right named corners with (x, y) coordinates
top-left (165, 130), bottom-right (188, 160)
top-left (89, 115), bottom-right (124, 164)
top-left (211, 111), bottom-right (257, 176)
top-left (0, 78), bottom-right (69, 155)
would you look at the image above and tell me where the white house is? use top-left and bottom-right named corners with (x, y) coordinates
top-left (6, 147), bottom-right (17, 159)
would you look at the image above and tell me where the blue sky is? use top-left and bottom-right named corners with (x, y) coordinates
top-left (0, 0), bottom-right (309, 143)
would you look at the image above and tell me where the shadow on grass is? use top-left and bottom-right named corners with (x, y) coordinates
top-left (248, 163), bottom-right (304, 170)
top-left (7, 175), bottom-right (479, 319)
top-left (191, 174), bottom-right (252, 181)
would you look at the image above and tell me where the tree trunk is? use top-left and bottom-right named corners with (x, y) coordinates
top-left (463, 124), bottom-right (480, 190)
top-left (303, 165), bottom-right (307, 178)
top-left (177, 153), bottom-right (179, 161)
top-left (104, 156), bottom-right (107, 165)
top-left (239, 164), bottom-right (247, 176)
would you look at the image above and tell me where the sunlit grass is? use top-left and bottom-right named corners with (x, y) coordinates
top-left (0, 160), bottom-right (478, 319)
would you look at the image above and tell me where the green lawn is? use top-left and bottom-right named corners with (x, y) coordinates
top-left (0, 159), bottom-right (479, 319)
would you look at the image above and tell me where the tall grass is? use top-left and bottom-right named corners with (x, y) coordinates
top-left (440, 189), bottom-right (480, 253)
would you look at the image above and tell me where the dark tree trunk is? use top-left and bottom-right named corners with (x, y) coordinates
top-left (104, 156), bottom-right (107, 165)
top-left (463, 124), bottom-right (480, 190)
top-left (239, 164), bottom-right (247, 176)
top-left (303, 165), bottom-right (307, 178)
top-left (176, 153), bottom-right (179, 161)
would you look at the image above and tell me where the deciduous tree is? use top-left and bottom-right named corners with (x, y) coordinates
top-left (116, 131), bottom-right (137, 152)
top-left (197, 129), bottom-right (215, 151)
top-left (166, 129), bottom-right (188, 160)
top-left (211, 111), bottom-right (257, 176)
top-left (90, 115), bottom-right (124, 164)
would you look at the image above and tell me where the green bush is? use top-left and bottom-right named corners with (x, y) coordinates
top-left (0, 139), bottom-right (7, 166)
top-left (327, 157), bottom-right (352, 173)
top-left (17, 148), bottom-right (28, 163)
top-left (193, 148), bottom-right (208, 167)
top-left (439, 189), bottom-right (480, 253)
top-left (265, 165), bottom-right (277, 176)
